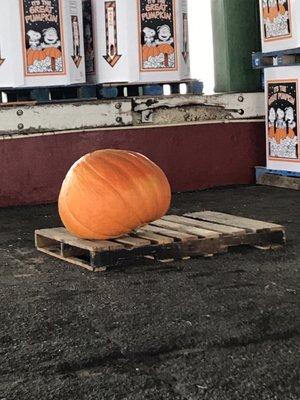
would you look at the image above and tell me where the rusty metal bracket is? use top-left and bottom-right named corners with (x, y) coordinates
top-left (133, 93), bottom-right (264, 124)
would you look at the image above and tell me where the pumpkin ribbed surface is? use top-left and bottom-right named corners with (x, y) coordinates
top-left (58, 149), bottom-right (171, 240)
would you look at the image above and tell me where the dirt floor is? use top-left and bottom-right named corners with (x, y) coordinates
top-left (0, 185), bottom-right (299, 400)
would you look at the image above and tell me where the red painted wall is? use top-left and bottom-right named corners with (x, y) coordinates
top-left (0, 122), bottom-right (265, 207)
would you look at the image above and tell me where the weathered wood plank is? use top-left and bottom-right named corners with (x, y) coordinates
top-left (257, 174), bottom-right (300, 191)
top-left (134, 230), bottom-right (174, 244)
top-left (35, 228), bottom-right (124, 251)
top-left (165, 215), bottom-right (246, 236)
top-left (150, 219), bottom-right (220, 238)
top-left (188, 212), bottom-right (283, 233)
top-left (114, 236), bottom-right (151, 248)
top-left (142, 225), bottom-right (198, 241)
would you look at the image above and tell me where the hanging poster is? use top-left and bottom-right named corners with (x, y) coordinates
top-left (268, 81), bottom-right (298, 160)
top-left (139, 0), bottom-right (177, 71)
top-left (82, 0), bottom-right (95, 74)
top-left (262, 0), bottom-right (291, 41)
top-left (20, 0), bottom-right (65, 75)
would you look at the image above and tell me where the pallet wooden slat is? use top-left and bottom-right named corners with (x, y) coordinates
top-left (142, 224), bottom-right (198, 241)
top-left (186, 211), bottom-right (282, 233)
top-left (134, 230), bottom-right (174, 245)
top-left (1, 79), bottom-right (203, 105)
top-left (150, 219), bottom-right (220, 238)
top-left (35, 227), bottom-right (123, 251)
top-left (164, 215), bottom-right (246, 236)
top-left (113, 235), bottom-right (151, 248)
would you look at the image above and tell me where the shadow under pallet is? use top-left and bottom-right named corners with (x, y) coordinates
top-left (35, 211), bottom-right (286, 272)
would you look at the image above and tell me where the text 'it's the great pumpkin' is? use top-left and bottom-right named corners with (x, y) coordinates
top-left (58, 149), bottom-right (171, 240)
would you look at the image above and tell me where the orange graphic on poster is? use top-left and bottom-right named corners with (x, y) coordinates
top-left (262, 0), bottom-right (291, 40)
top-left (263, 0), bottom-right (286, 21)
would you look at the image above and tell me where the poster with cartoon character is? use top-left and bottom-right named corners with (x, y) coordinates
top-left (262, 0), bottom-right (291, 40)
top-left (268, 81), bottom-right (298, 160)
top-left (82, 0), bottom-right (95, 74)
top-left (21, 0), bottom-right (65, 75)
top-left (139, 0), bottom-right (177, 71)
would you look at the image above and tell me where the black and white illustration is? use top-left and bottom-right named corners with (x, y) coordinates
top-left (139, 0), bottom-right (176, 70)
top-left (21, 0), bottom-right (64, 75)
top-left (268, 82), bottom-right (298, 160)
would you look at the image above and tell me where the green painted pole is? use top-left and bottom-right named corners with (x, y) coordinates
top-left (211, 0), bottom-right (262, 93)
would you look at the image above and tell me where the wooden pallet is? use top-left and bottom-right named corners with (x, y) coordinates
top-left (252, 47), bottom-right (300, 69)
top-left (100, 79), bottom-right (203, 98)
top-left (0, 79), bottom-right (203, 105)
top-left (35, 211), bottom-right (286, 272)
top-left (256, 167), bottom-right (300, 190)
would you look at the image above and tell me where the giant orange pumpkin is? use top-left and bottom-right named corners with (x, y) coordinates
top-left (58, 149), bottom-right (171, 240)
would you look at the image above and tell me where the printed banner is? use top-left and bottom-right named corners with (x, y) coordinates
top-left (21, 0), bottom-right (65, 75)
top-left (139, 0), bottom-right (177, 71)
top-left (82, 0), bottom-right (95, 74)
top-left (268, 81), bottom-right (298, 160)
top-left (262, 0), bottom-right (291, 40)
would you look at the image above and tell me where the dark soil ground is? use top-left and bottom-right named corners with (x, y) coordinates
top-left (0, 185), bottom-right (299, 400)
